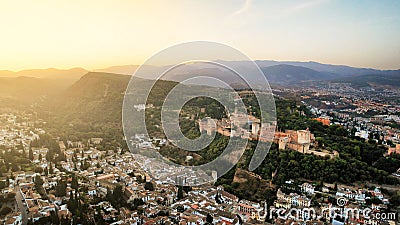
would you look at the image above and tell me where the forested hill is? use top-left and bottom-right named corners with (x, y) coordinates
top-left (261, 64), bottom-right (337, 85)
top-left (0, 76), bottom-right (71, 108)
top-left (41, 72), bottom-right (178, 142)
top-left (42, 72), bottom-right (131, 141)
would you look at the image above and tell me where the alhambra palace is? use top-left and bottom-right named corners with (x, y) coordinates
top-left (199, 112), bottom-right (338, 158)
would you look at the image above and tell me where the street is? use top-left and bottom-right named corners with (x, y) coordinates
top-left (14, 186), bottom-right (28, 225)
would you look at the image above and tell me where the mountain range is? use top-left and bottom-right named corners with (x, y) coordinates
top-left (0, 60), bottom-right (399, 104)
top-left (0, 76), bottom-right (71, 105)
top-left (96, 61), bottom-right (400, 87)
top-left (255, 60), bottom-right (400, 77)
top-left (0, 65), bottom-right (396, 142)
top-left (0, 68), bottom-right (87, 81)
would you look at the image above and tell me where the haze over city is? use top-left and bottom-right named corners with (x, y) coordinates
top-left (1, 0), bottom-right (400, 71)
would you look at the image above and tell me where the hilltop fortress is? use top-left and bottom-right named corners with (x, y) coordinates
top-left (274, 129), bottom-right (338, 158)
top-left (199, 113), bottom-right (338, 158)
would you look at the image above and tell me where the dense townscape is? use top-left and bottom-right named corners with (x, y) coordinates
top-left (1, 81), bottom-right (399, 225)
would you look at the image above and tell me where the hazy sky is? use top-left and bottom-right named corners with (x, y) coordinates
top-left (1, 0), bottom-right (399, 71)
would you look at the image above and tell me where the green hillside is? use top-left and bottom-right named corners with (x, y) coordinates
top-left (43, 72), bottom-right (131, 142)
top-left (0, 76), bottom-right (70, 108)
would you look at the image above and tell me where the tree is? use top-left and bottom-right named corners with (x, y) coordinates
top-left (50, 210), bottom-right (60, 225)
top-left (316, 180), bottom-right (324, 191)
top-left (11, 164), bottom-right (19, 172)
top-left (182, 185), bottom-right (191, 192)
top-left (67, 190), bottom-right (77, 214)
top-left (71, 174), bottom-right (79, 190)
top-left (112, 185), bottom-right (124, 208)
top-left (34, 166), bottom-right (43, 174)
top-left (49, 162), bottom-right (54, 174)
top-left (34, 175), bottom-right (43, 190)
top-left (374, 154), bottom-right (400, 174)
top-left (80, 159), bottom-right (90, 170)
top-left (30, 138), bottom-right (40, 148)
top-left (6, 192), bottom-right (16, 199)
top-left (29, 147), bottom-right (33, 160)
top-left (176, 205), bottom-right (184, 212)
top-left (73, 150), bottom-right (78, 162)
top-left (0, 206), bottom-right (12, 215)
top-left (60, 217), bottom-right (71, 225)
top-left (46, 151), bottom-right (53, 162)
top-left (177, 186), bottom-right (183, 200)
top-left (215, 192), bottom-right (221, 204)
top-left (390, 192), bottom-right (400, 207)
top-left (368, 197), bottom-right (383, 205)
top-left (106, 188), bottom-right (112, 201)
top-left (55, 180), bottom-right (67, 197)
top-left (94, 207), bottom-right (105, 225)
top-left (144, 182), bottom-right (154, 191)
top-left (107, 185), bottom-right (124, 209)
top-left (0, 181), bottom-right (6, 189)
top-left (206, 213), bottom-right (213, 224)
top-left (131, 198), bottom-right (144, 210)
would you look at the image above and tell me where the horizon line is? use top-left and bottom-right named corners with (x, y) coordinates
top-left (0, 59), bottom-right (399, 73)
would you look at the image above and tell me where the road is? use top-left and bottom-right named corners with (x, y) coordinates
top-left (14, 186), bottom-right (28, 225)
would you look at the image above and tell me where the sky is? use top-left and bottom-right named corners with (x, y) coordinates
top-left (0, 0), bottom-right (399, 71)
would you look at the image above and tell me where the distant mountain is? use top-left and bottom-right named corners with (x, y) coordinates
top-left (0, 68), bottom-right (88, 82)
top-left (0, 76), bottom-right (70, 102)
top-left (261, 64), bottom-right (338, 85)
top-left (95, 65), bottom-right (163, 77)
top-left (94, 65), bottom-right (139, 75)
top-left (95, 61), bottom-right (400, 87)
top-left (255, 60), bottom-right (400, 76)
top-left (96, 64), bottom-right (249, 87)
top-left (2, 60), bottom-right (397, 92)
top-left (332, 73), bottom-right (400, 88)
